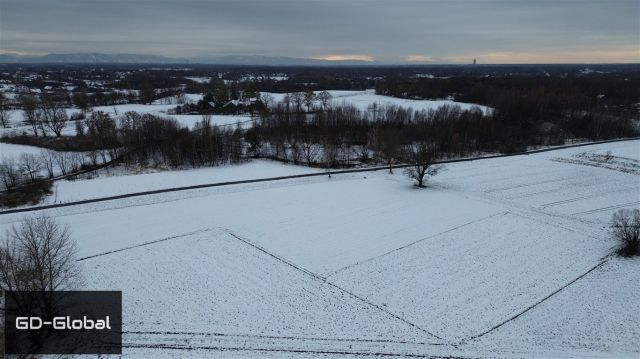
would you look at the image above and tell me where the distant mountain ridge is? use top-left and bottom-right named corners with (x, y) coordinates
top-left (0, 52), bottom-right (376, 66)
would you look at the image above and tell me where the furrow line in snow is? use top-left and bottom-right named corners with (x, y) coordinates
top-left (463, 253), bottom-right (615, 344)
top-left (77, 228), bottom-right (217, 261)
top-left (324, 211), bottom-right (508, 279)
top-left (223, 228), bottom-right (445, 342)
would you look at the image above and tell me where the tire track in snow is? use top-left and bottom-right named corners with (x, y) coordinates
top-left (122, 342), bottom-right (461, 358)
top-left (571, 201), bottom-right (640, 216)
top-left (124, 330), bottom-right (437, 346)
top-left (223, 229), bottom-right (445, 342)
top-left (540, 188), bottom-right (633, 209)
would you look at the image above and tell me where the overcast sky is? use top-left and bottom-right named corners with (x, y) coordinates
top-left (0, 0), bottom-right (638, 63)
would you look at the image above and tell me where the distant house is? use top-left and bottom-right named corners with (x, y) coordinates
top-left (223, 94), bottom-right (259, 109)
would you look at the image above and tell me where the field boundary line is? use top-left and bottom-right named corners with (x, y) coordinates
top-left (77, 227), bottom-right (217, 261)
top-left (464, 252), bottom-right (615, 343)
top-left (223, 228), bottom-right (445, 342)
top-left (325, 211), bottom-right (507, 278)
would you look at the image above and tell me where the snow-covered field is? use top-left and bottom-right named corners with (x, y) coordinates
top-left (263, 89), bottom-right (492, 114)
top-left (0, 142), bottom-right (110, 185)
top-left (41, 160), bottom-right (323, 203)
top-left (0, 140), bottom-right (638, 358)
top-left (0, 142), bottom-right (48, 157)
top-left (0, 94), bottom-right (249, 137)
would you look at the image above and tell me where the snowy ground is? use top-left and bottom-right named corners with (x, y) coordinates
top-left (168, 114), bottom-right (253, 129)
top-left (0, 140), bottom-right (638, 358)
top-left (0, 142), bottom-right (109, 186)
top-left (0, 142), bottom-right (48, 157)
top-left (262, 89), bottom-right (492, 114)
top-left (41, 160), bottom-right (323, 204)
top-left (0, 95), bottom-right (248, 137)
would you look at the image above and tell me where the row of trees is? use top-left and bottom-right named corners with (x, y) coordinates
top-left (0, 150), bottom-right (95, 191)
top-left (376, 74), bottom-right (638, 144)
top-left (7, 98), bottom-right (632, 191)
top-left (117, 112), bottom-right (244, 168)
top-left (15, 94), bottom-right (71, 136)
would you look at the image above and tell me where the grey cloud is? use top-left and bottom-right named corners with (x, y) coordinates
top-left (0, 0), bottom-right (638, 62)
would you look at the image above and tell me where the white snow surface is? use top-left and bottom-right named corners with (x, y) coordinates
top-left (44, 160), bottom-right (322, 203)
top-left (0, 140), bottom-right (638, 358)
top-left (0, 142), bottom-right (48, 157)
top-left (0, 100), bottom-right (248, 136)
top-left (262, 89), bottom-right (491, 114)
top-left (185, 76), bottom-right (211, 84)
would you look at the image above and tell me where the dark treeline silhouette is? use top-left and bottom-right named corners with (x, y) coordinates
top-left (117, 112), bottom-right (244, 168)
top-left (376, 72), bottom-right (638, 147)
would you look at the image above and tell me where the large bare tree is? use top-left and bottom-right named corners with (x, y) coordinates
top-left (0, 215), bottom-right (79, 292)
top-left (39, 96), bottom-right (68, 137)
top-left (402, 142), bottom-right (443, 187)
top-left (19, 153), bottom-right (42, 182)
top-left (20, 95), bottom-right (40, 136)
top-left (0, 216), bottom-right (81, 354)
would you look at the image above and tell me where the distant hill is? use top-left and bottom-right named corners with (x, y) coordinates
top-left (0, 52), bottom-right (187, 64)
top-left (0, 52), bottom-right (376, 66)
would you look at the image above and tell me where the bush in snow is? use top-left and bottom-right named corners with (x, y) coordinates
top-left (610, 208), bottom-right (640, 257)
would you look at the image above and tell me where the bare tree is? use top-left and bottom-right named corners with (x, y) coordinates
top-left (0, 216), bottom-right (81, 352)
top-left (304, 90), bottom-right (316, 112)
top-left (0, 157), bottom-right (22, 191)
top-left (75, 118), bottom-right (85, 136)
top-left (87, 150), bottom-right (100, 167)
top-left (19, 153), bottom-right (42, 182)
top-left (317, 90), bottom-right (332, 110)
top-left (53, 151), bottom-right (71, 175)
top-left (259, 93), bottom-right (274, 109)
top-left (68, 152), bottom-right (86, 172)
top-left (0, 215), bottom-right (80, 292)
top-left (611, 208), bottom-right (640, 256)
top-left (300, 141), bottom-right (322, 165)
top-left (40, 96), bottom-right (68, 137)
top-left (377, 127), bottom-right (400, 174)
top-left (0, 94), bottom-right (13, 128)
top-left (290, 92), bottom-right (304, 112)
top-left (402, 142), bottom-right (443, 187)
top-left (39, 150), bottom-right (56, 178)
top-left (20, 95), bottom-right (40, 136)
